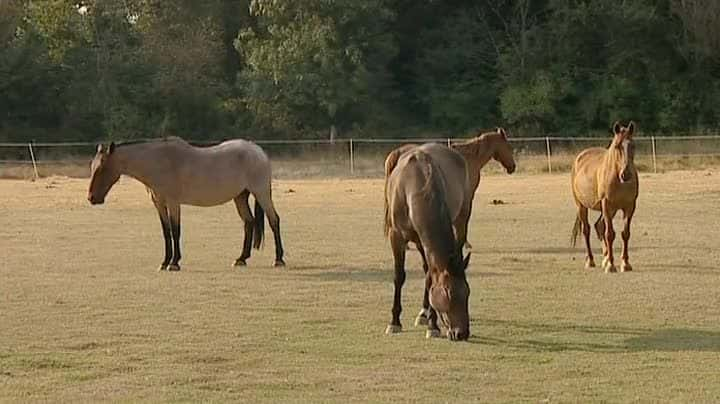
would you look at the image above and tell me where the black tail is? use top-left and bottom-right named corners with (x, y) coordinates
top-left (571, 216), bottom-right (581, 247)
top-left (253, 199), bottom-right (265, 250)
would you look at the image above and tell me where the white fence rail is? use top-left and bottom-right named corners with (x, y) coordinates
top-left (2, 136), bottom-right (720, 179)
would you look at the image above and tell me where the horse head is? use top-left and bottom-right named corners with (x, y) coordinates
top-left (610, 121), bottom-right (636, 183)
top-left (491, 127), bottom-right (516, 174)
top-left (88, 142), bottom-right (121, 205)
top-left (429, 245), bottom-right (471, 341)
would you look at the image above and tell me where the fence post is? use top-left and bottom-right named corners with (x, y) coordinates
top-left (28, 142), bottom-right (39, 181)
top-left (545, 136), bottom-right (552, 174)
top-left (349, 138), bottom-right (354, 175)
top-left (651, 136), bottom-right (657, 174)
top-left (447, 138), bottom-right (451, 147)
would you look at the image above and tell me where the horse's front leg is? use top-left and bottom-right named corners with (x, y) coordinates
top-left (386, 231), bottom-right (406, 335)
top-left (601, 200), bottom-right (617, 273)
top-left (424, 272), bottom-right (442, 339)
top-left (167, 204), bottom-right (182, 271)
top-left (455, 198), bottom-right (473, 251)
top-left (620, 204), bottom-right (635, 272)
top-left (414, 243), bottom-right (430, 327)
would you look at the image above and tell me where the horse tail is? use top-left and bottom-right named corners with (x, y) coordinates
top-left (412, 151), bottom-right (434, 194)
top-left (571, 215), bottom-right (581, 247)
top-left (253, 199), bottom-right (265, 250)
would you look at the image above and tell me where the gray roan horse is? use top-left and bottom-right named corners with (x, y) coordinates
top-left (87, 137), bottom-right (285, 271)
top-left (384, 148), bottom-right (472, 341)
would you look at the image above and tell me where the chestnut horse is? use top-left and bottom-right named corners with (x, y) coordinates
top-left (571, 121), bottom-right (638, 273)
top-left (87, 137), bottom-right (285, 271)
top-left (384, 148), bottom-right (471, 341)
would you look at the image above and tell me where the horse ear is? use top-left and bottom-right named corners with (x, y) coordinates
top-left (96, 144), bottom-right (103, 153)
top-left (108, 142), bottom-right (116, 154)
top-left (612, 121), bottom-right (622, 136)
top-left (462, 252), bottom-right (471, 271)
top-left (626, 121), bottom-right (636, 138)
top-left (497, 127), bottom-right (508, 139)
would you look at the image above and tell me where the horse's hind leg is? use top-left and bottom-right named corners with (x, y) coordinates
top-left (620, 204), bottom-right (635, 272)
top-left (386, 231), bottom-right (406, 335)
top-left (254, 191), bottom-right (285, 267)
top-left (578, 206), bottom-right (595, 269)
top-left (151, 196), bottom-right (172, 272)
top-left (233, 191), bottom-right (254, 267)
top-left (167, 203), bottom-right (182, 271)
top-left (414, 243), bottom-right (430, 327)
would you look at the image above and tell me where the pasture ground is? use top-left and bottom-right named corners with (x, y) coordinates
top-left (1, 172), bottom-right (720, 403)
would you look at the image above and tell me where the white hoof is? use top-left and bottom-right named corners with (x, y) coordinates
top-left (385, 324), bottom-right (402, 335)
top-left (426, 329), bottom-right (441, 339)
top-left (414, 309), bottom-right (429, 327)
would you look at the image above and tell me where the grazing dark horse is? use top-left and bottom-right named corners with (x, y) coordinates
top-left (571, 121), bottom-right (639, 273)
top-left (383, 128), bottom-right (515, 326)
top-left (384, 148), bottom-right (472, 341)
top-left (87, 137), bottom-right (285, 271)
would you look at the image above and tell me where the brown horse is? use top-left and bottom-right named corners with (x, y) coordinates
top-left (87, 137), bottom-right (285, 271)
top-left (571, 121), bottom-right (638, 273)
top-left (384, 128), bottom-right (515, 326)
top-left (384, 127), bottom-right (516, 249)
top-left (384, 148), bottom-right (471, 341)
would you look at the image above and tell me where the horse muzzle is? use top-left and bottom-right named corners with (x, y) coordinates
top-left (506, 164), bottom-right (516, 174)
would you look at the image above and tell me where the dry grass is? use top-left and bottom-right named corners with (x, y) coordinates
top-left (1, 171), bottom-right (720, 402)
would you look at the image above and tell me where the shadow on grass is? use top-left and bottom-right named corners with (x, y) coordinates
top-left (467, 318), bottom-right (720, 353)
top-left (625, 329), bottom-right (720, 352)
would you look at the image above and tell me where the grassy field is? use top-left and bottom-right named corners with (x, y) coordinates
top-left (1, 171), bottom-right (720, 403)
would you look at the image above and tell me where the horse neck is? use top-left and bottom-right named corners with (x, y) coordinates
top-left (458, 138), bottom-right (494, 189)
top-left (603, 147), bottom-right (624, 175)
top-left (114, 143), bottom-right (167, 187)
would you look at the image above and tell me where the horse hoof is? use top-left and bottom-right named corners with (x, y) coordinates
top-left (584, 259), bottom-right (596, 270)
top-left (385, 324), bottom-right (402, 335)
top-left (426, 329), bottom-right (441, 339)
top-left (233, 258), bottom-right (247, 267)
top-left (414, 309), bottom-right (429, 327)
top-left (621, 263), bottom-right (633, 272)
top-left (167, 264), bottom-right (181, 272)
top-left (274, 259), bottom-right (286, 267)
top-left (157, 264), bottom-right (168, 272)
top-left (604, 263), bottom-right (616, 273)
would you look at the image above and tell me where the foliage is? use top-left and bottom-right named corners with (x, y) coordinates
top-left (1, 0), bottom-right (719, 141)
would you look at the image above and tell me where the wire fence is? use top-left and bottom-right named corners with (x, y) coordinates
top-left (2, 135), bottom-right (720, 180)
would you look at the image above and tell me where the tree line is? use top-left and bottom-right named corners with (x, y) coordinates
top-left (1, 0), bottom-right (719, 143)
